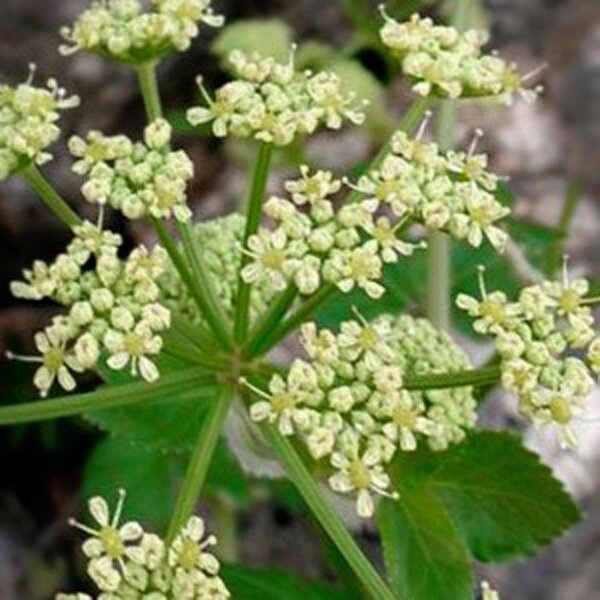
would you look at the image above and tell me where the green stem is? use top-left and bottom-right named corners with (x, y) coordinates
top-left (0, 369), bottom-right (212, 426)
top-left (136, 62), bottom-right (163, 121)
top-left (249, 283), bottom-right (337, 359)
top-left (21, 165), bottom-right (82, 228)
top-left (151, 217), bottom-right (231, 351)
top-left (547, 178), bottom-right (582, 276)
top-left (166, 385), bottom-right (233, 543)
top-left (178, 221), bottom-right (233, 350)
top-left (242, 283), bottom-right (298, 359)
top-left (425, 0), bottom-right (470, 332)
top-left (346, 97), bottom-right (433, 205)
top-left (212, 498), bottom-right (239, 562)
top-left (263, 426), bottom-right (396, 600)
top-left (234, 143), bottom-right (274, 344)
top-left (404, 365), bottom-right (501, 391)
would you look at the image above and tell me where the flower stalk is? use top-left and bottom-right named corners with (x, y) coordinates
top-left (166, 384), bottom-right (234, 543)
top-left (234, 142), bottom-right (274, 344)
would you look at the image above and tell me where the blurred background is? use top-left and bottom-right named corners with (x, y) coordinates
top-left (0, 0), bottom-right (599, 598)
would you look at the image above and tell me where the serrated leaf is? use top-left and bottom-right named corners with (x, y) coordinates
top-left (427, 431), bottom-right (581, 562)
top-left (377, 466), bottom-right (473, 600)
top-left (83, 436), bottom-right (183, 530)
top-left (212, 19), bottom-right (293, 64)
top-left (220, 564), bottom-right (347, 600)
top-left (85, 357), bottom-right (217, 453)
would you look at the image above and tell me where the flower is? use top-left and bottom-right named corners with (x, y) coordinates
top-left (0, 70), bottom-right (79, 180)
top-left (379, 11), bottom-right (538, 104)
top-left (60, 0), bottom-right (223, 63)
top-left (186, 49), bottom-right (366, 146)
top-left (69, 490), bottom-right (143, 592)
top-left (329, 432), bottom-right (397, 518)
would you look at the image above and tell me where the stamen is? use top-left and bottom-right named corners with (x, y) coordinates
top-left (562, 254), bottom-right (570, 287)
top-left (97, 204), bottom-right (105, 229)
top-left (341, 176), bottom-right (364, 192)
top-left (351, 305), bottom-right (370, 327)
top-left (378, 4), bottom-right (393, 22)
top-left (287, 43), bottom-right (298, 70)
top-left (26, 63), bottom-right (37, 85)
top-left (415, 109), bottom-right (433, 141)
top-left (391, 216), bottom-right (409, 234)
top-left (112, 488), bottom-right (126, 527)
top-left (5, 350), bottom-right (42, 364)
top-left (195, 76), bottom-right (214, 106)
top-left (68, 517), bottom-right (98, 536)
top-left (521, 62), bottom-right (548, 83)
top-left (477, 265), bottom-right (488, 298)
top-left (238, 376), bottom-right (271, 401)
top-left (467, 128), bottom-right (484, 158)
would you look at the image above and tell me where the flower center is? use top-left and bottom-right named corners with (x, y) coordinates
top-left (393, 407), bottom-right (417, 428)
top-left (43, 347), bottom-right (64, 373)
top-left (99, 526), bottom-right (125, 559)
top-left (261, 248), bottom-right (286, 270)
top-left (178, 538), bottom-right (200, 570)
top-left (549, 396), bottom-right (571, 424)
top-left (359, 327), bottom-right (378, 350)
top-left (349, 460), bottom-right (371, 490)
top-left (480, 298), bottom-right (506, 325)
top-left (271, 392), bottom-right (296, 413)
top-left (350, 253), bottom-right (372, 279)
top-left (124, 332), bottom-right (145, 356)
top-left (559, 289), bottom-right (580, 314)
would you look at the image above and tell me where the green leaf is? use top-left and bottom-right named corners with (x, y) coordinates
top-left (427, 431), bottom-right (581, 562)
top-left (378, 456), bottom-right (473, 600)
top-left (220, 564), bottom-right (347, 600)
top-left (212, 19), bottom-right (293, 64)
top-left (85, 358), bottom-right (217, 453)
top-left (83, 436), bottom-right (183, 530)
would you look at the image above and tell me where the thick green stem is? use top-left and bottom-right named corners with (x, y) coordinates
top-left (0, 369), bottom-right (212, 426)
top-left (166, 385), bottom-right (234, 543)
top-left (263, 426), bottom-right (396, 600)
top-left (425, 0), bottom-right (470, 331)
top-left (178, 221), bottom-right (233, 350)
top-left (22, 165), bottom-right (82, 228)
top-left (212, 499), bottom-right (239, 563)
top-left (242, 283), bottom-right (298, 359)
top-left (151, 217), bottom-right (231, 351)
top-left (234, 143), bottom-right (274, 344)
top-left (249, 283), bottom-right (337, 358)
top-left (404, 365), bottom-right (501, 391)
top-left (136, 62), bottom-right (163, 122)
top-left (547, 178), bottom-right (582, 276)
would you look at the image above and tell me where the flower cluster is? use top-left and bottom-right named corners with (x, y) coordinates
top-left (379, 11), bottom-right (539, 103)
top-left (9, 220), bottom-right (171, 395)
top-left (348, 129), bottom-right (510, 250)
top-left (160, 213), bottom-right (281, 327)
top-left (241, 164), bottom-right (423, 301)
top-left (247, 313), bottom-right (476, 517)
top-left (60, 0), bottom-right (224, 64)
top-left (69, 118), bottom-right (194, 222)
top-left (186, 48), bottom-right (366, 146)
top-left (0, 71), bottom-right (79, 180)
top-left (58, 490), bottom-right (230, 599)
top-left (457, 267), bottom-right (599, 448)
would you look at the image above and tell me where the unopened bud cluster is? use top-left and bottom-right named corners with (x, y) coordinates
top-left (69, 118), bottom-right (194, 222)
top-left (10, 221), bottom-right (171, 396)
top-left (60, 0), bottom-right (223, 64)
top-left (242, 164), bottom-right (424, 301)
top-left (186, 49), bottom-right (366, 146)
top-left (380, 11), bottom-right (537, 103)
top-left (249, 314), bottom-right (476, 517)
top-left (349, 130), bottom-right (510, 250)
top-left (58, 490), bottom-right (230, 599)
top-left (0, 73), bottom-right (79, 180)
top-left (457, 268), bottom-right (600, 448)
top-left (160, 214), bottom-right (280, 326)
